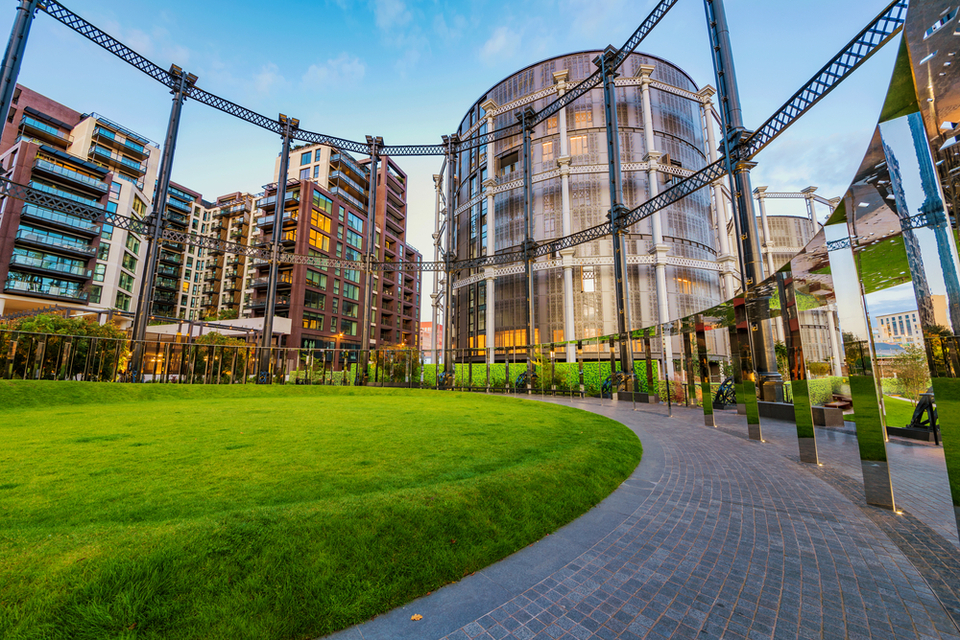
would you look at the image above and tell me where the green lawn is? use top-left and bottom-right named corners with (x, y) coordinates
top-left (0, 382), bottom-right (642, 640)
top-left (846, 394), bottom-right (917, 428)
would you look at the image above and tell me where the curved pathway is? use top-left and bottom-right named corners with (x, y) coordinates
top-left (325, 397), bottom-right (960, 640)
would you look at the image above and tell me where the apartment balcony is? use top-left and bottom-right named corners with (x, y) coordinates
top-left (216, 201), bottom-right (251, 217)
top-left (257, 210), bottom-right (299, 228)
top-left (256, 191), bottom-right (300, 210)
top-left (165, 210), bottom-right (189, 227)
top-left (211, 223), bottom-right (225, 234)
top-left (201, 284), bottom-right (218, 295)
top-left (155, 279), bottom-right (178, 293)
top-left (329, 170), bottom-right (367, 199)
top-left (381, 287), bottom-right (396, 299)
top-left (15, 229), bottom-right (95, 258)
top-left (153, 291), bottom-right (178, 304)
top-left (223, 269), bottom-right (241, 280)
top-left (229, 229), bottom-right (246, 240)
top-left (88, 144), bottom-right (146, 176)
top-left (328, 186), bottom-right (365, 213)
top-left (91, 126), bottom-right (150, 161)
top-left (203, 271), bottom-right (220, 283)
top-left (28, 181), bottom-right (105, 211)
top-left (19, 204), bottom-right (100, 237)
top-left (167, 197), bottom-right (191, 213)
top-left (156, 264), bottom-right (181, 279)
top-left (32, 158), bottom-right (109, 195)
top-left (4, 276), bottom-right (87, 302)
top-left (19, 115), bottom-right (73, 147)
top-left (386, 183), bottom-right (405, 208)
top-left (385, 197), bottom-right (405, 219)
top-left (385, 213), bottom-right (404, 236)
top-left (201, 295), bottom-right (217, 307)
top-left (9, 253), bottom-right (91, 280)
top-left (248, 295), bottom-right (290, 309)
top-left (330, 153), bottom-right (369, 181)
top-left (250, 272), bottom-right (293, 288)
top-left (158, 252), bottom-right (183, 266)
top-left (168, 185), bottom-right (194, 202)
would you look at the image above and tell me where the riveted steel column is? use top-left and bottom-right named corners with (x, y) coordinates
top-left (596, 46), bottom-right (635, 382)
top-left (130, 67), bottom-right (196, 383)
top-left (357, 135), bottom-right (382, 385)
top-left (704, 0), bottom-right (777, 393)
top-left (442, 135), bottom-right (457, 374)
top-left (518, 108), bottom-right (536, 366)
top-left (0, 0), bottom-right (38, 140)
top-left (257, 114), bottom-right (298, 383)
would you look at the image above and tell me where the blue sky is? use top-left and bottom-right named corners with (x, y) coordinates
top-left (2, 0), bottom-right (902, 312)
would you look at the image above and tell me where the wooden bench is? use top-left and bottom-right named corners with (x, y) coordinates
top-left (828, 394), bottom-right (853, 411)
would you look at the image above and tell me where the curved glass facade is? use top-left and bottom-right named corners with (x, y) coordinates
top-left (449, 51), bottom-right (721, 350)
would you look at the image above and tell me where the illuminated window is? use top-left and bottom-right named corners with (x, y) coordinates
top-left (309, 230), bottom-right (330, 251)
top-left (570, 135), bottom-right (588, 156)
top-left (311, 210), bottom-right (332, 232)
top-left (542, 141), bottom-right (554, 163)
top-left (574, 110), bottom-right (592, 128)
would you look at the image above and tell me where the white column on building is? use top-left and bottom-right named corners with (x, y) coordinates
top-left (638, 64), bottom-right (673, 379)
top-left (481, 99), bottom-right (498, 365)
top-left (754, 186), bottom-right (776, 275)
top-left (552, 70), bottom-right (577, 363)
top-left (827, 303), bottom-right (843, 377)
top-left (801, 186), bottom-right (818, 229)
top-left (698, 86), bottom-right (737, 298)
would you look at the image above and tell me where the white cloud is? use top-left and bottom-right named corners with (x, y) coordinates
top-left (480, 26), bottom-right (520, 66)
top-left (252, 63), bottom-right (286, 96)
top-left (302, 54), bottom-right (367, 88)
top-left (371, 0), bottom-right (411, 32)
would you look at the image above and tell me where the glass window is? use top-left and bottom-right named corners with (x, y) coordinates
top-left (340, 319), bottom-right (358, 336)
top-left (339, 206), bottom-right (345, 222)
top-left (109, 181), bottom-right (122, 199)
top-left (125, 235), bottom-right (140, 254)
top-left (97, 242), bottom-right (110, 260)
top-left (304, 290), bottom-right (325, 310)
top-left (315, 149), bottom-right (323, 162)
top-left (309, 229), bottom-right (330, 251)
top-left (122, 252), bottom-right (137, 271)
top-left (306, 270), bottom-right (327, 289)
top-left (300, 151), bottom-right (311, 166)
top-left (300, 167), bottom-right (310, 180)
top-left (89, 285), bottom-right (102, 304)
top-left (115, 291), bottom-right (131, 311)
top-left (101, 224), bottom-right (114, 240)
top-left (132, 196), bottom-right (147, 216)
top-left (542, 140), bottom-right (554, 163)
top-left (570, 135), bottom-right (588, 155)
top-left (342, 301), bottom-right (359, 318)
top-left (348, 213), bottom-right (364, 233)
top-left (93, 264), bottom-right (106, 282)
top-left (313, 165), bottom-right (320, 179)
top-left (346, 229), bottom-right (363, 248)
top-left (343, 268), bottom-right (360, 283)
top-left (119, 272), bottom-right (134, 292)
top-left (333, 279), bottom-right (340, 295)
top-left (311, 211), bottom-right (332, 232)
top-left (343, 283), bottom-right (359, 301)
top-left (303, 312), bottom-right (324, 331)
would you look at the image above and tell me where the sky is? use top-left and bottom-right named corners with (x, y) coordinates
top-left (1, 0), bottom-right (904, 316)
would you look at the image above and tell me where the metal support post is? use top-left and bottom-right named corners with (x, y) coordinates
top-left (357, 135), bottom-right (383, 385)
top-left (518, 108), bottom-right (537, 368)
top-left (704, 0), bottom-right (777, 383)
top-left (257, 113), bottom-right (299, 383)
top-left (442, 135), bottom-right (457, 374)
top-left (0, 0), bottom-right (39, 141)
top-left (130, 65), bottom-right (197, 382)
top-left (596, 46), bottom-right (635, 384)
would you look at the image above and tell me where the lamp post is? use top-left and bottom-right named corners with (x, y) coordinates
top-left (334, 332), bottom-right (343, 371)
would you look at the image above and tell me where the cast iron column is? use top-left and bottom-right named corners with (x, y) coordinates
top-left (518, 108), bottom-right (537, 368)
top-left (357, 135), bottom-right (382, 384)
top-left (130, 66), bottom-right (197, 382)
top-left (0, 0), bottom-right (38, 140)
top-left (704, 0), bottom-right (776, 382)
top-left (596, 46), bottom-right (635, 381)
top-left (442, 134), bottom-right (457, 374)
top-left (257, 114), bottom-right (298, 383)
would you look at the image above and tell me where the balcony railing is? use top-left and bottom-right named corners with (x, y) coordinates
top-left (20, 115), bottom-right (72, 145)
top-left (159, 252), bottom-right (183, 265)
top-left (28, 181), bottom-right (104, 209)
top-left (167, 197), bottom-right (191, 213)
top-left (328, 186), bottom-right (365, 213)
top-left (9, 253), bottom-right (91, 278)
top-left (88, 145), bottom-right (146, 174)
top-left (257, 191), bottom-right (300, 209)
top-left (33, 159), bottom-right (109, 193)
top-left (330, 170), bottom-right (367, 198)
top-left (250, 273), bottom-right (293, 287)
top-left (249, 295), bottom-right (290, 308)
top-left (19, 204), bottom-right (100, 235)
top-left (330, 153), bottom-right (369, 178)
top-left (257, 211), bottom-right (298, 227)
top-left (4, 277), bottom-right (87, 301)
top-left (15, 229), bottom-right (95, 256)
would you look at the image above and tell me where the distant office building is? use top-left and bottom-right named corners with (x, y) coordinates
top-left (875, 296), bottom-right (949, 348)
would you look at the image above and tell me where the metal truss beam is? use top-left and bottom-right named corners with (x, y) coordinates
top-left (739, 0), bottom-right (907, 160)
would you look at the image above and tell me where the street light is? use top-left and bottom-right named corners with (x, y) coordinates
top-left (334, 332), bottom-right (344, 371)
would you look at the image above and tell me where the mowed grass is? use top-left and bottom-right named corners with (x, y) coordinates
top-left (846, 395), bottom-right (917, 429)
top-left (0, 382), bottom-right (642, 640)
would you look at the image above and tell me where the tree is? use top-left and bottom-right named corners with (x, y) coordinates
top-left (891, 343), bottom-right (930, 401)
top-left (0, 314), bottom-right (127, 380)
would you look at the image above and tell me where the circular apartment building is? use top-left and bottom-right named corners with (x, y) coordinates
top-left (449, 51), bottom-right (727, 355)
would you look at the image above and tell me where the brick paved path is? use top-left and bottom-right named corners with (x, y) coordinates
top-left (326, 397), bottom-right (960, 640)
